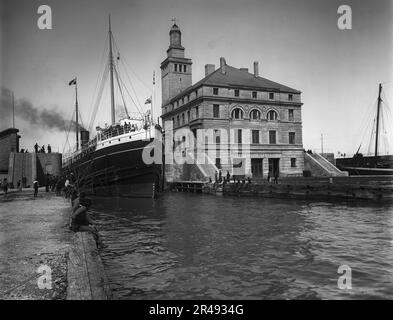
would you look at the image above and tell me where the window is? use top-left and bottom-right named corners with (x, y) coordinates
top-left (181, 98), bottom-right (184, 105)
top-left (269, 130), bottom-right (276, 144)
top-left (195, 90), bottom-right (198, 97)
top-left (252, 91), bottom-right (257, 99)
top-left (183, 65), bottom-right (186, 72)
top-left (289, 132), bottom-right (295, 144)
top-left (269, 92), bottom-right (274, 99)
top-left (187, 94), bottom-right (190, 102)
top-left (267, 110), bottom-right (278, 121)
top-left (252, 130), bottom-right (260, 144)
top-left (291, 158), bottom-right (297, 168)
top-left (174, 64), bottom-right (178, 72)
top-left (234, 89), bottom-right (239, 97)
top-left (176, 115), bottom-right (180, 126)
top-left (213, 87), bottom-right (219, 95)
top-left (213, 104), bottom-right (220, 118)
top-left (288, 109), bottom-right (294, 121)
top-left (195, 106), bottom-right (199, 118)
top-left (187, 110), bottom-right (190, 122)
top-left (250, 109), bottom-right (261, 120)
top-left (182, 113), bottom-right (185, 124)
top-left (231, 108), bottom-right (243, 119)
top-left (236, 129), bottom-right (242, 144)
top-left (288, 94), bottom-right (293, 101)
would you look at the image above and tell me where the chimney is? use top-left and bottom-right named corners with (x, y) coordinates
top-left (253, 61), bottom-right (259, 77)
top-left (205, 64), bottom-right (215, 76)
top-left (220, 57), bottom-right (226, 74)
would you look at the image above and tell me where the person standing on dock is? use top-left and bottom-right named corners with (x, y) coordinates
top-left (218, 170), bottom-right (222, 183)
top-left (2, 178), bottom-right (8, 197)
top-left (226, 171), bottom-right (230, 182)
top-left (33, 178), bottom-right (39, 197)
top-left (274, 171), bottom-right (279, 184)
top-left (34, 143), bottom-right (39, 153)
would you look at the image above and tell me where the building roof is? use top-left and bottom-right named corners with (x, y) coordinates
top-left (169, 64), bottom-right (300, 104)
top-left (0, 128), bottom-right (19, 139)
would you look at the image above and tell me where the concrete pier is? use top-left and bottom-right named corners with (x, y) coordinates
top-left (0, 189), bottom-right (71, 299)
top-left (172, 175), bottom-right (393, 202)
top-left (0, 188), bottom-right (111, 300)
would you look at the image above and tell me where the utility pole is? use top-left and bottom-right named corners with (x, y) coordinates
top-left (12, 91), bottom-right (15, 128)
top-left (321, 133), bottom-right (324, 154)
top-left (375, 83), bottom-right (382, 157)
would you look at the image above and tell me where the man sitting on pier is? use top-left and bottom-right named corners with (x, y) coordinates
top-left (70, 198), bottom-right (103, 247)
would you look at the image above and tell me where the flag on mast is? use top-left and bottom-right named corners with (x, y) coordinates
top-left (68, 78), bottom-right (77, 86)
top-left (145, 97), bottom-right (152, 104)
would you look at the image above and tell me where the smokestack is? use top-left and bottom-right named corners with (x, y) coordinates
top-left (253, 61), bottom-right (259, 77)
top-left (80, 130), bottom-right (89, 149)
top-left (220, 57), bottom-right (226, 74)
top-left (205, 64), bottom-right (215, 76)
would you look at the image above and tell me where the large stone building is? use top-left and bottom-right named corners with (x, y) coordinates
top-left (161, 23), bottom-right (305, 180)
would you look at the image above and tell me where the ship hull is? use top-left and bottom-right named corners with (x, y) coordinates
top-left (336, 155), bottom-right (393, 176)
top-left (63, 138), bottom-right (162, 198)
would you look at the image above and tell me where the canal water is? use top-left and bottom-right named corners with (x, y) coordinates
top-left (91, 193), bottom-right (393, 299)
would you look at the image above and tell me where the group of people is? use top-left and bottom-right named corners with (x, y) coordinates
top-left (210, 169), bottom-right (279, 185)
top-left (98, 122), bottom-right (140, 141)
top-left (34, 143), bottom-right (52, 153)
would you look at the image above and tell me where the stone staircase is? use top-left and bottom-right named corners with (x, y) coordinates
top-left (305, 152), bottom-right (348, 177)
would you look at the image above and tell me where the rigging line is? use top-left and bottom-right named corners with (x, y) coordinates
top-left (114, 64), bottom-right (130, 119)
top-left (111, 37), bottom-right (145, 112)
top-left (62, 109), bottom-right (76, 154)
top-left (88, 64), bottom-right (110, 131)
top-left (366, 118), bottom-right (376, 156)
top-left (358, 99), bottom-right (378, 154)
top-left (87, 33), bottom-right (110, 126)
top-left (117, 74), bottom-right (144, 117)
top-left (111, 34), bottom-right (152, 92)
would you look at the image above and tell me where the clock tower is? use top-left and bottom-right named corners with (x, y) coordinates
top-left (160, 22), bottom-right (192, 106)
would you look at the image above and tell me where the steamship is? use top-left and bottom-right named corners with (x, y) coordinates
top-left (62, 17), bottom-right (162, 198)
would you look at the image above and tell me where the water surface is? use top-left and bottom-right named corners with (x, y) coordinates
top-left (91, 193), bottom-right (393, 299)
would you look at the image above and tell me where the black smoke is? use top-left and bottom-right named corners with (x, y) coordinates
top-left (0, 86), bottom-right (85, 132)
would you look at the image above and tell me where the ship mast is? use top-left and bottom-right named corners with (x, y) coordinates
top-left (375, 83), bottom-right (382, 157)
top-left (108, 15), bottom-right (116, 125)
top-left (75, 80), bottom-right (79, 151)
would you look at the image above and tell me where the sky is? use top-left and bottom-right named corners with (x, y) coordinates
top-left (1, 0), bottom-right (392, 155)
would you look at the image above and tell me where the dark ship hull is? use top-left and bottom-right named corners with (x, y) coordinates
top-left (336, 155), bottom-right (393, 176)
top-left (63, 138), bottom-right (162, 198)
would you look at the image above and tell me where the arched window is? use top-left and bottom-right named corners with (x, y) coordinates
top-left (267, 110), bottom-right (278, 121)
top-left (231, 108), bottom-right (244, 119)
top-left (250, 109), bottom-right (261, 120)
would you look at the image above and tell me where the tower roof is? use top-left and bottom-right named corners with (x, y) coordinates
top-left (170, 23), bottom-right (180, 33)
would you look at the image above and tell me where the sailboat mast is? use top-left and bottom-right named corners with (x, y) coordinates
top-left (375, 83), bottom-right (382, 157)
top-left (108, 15), bottom-right (116, 125)
top-left (75, 79), bottom-right (79, 151)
